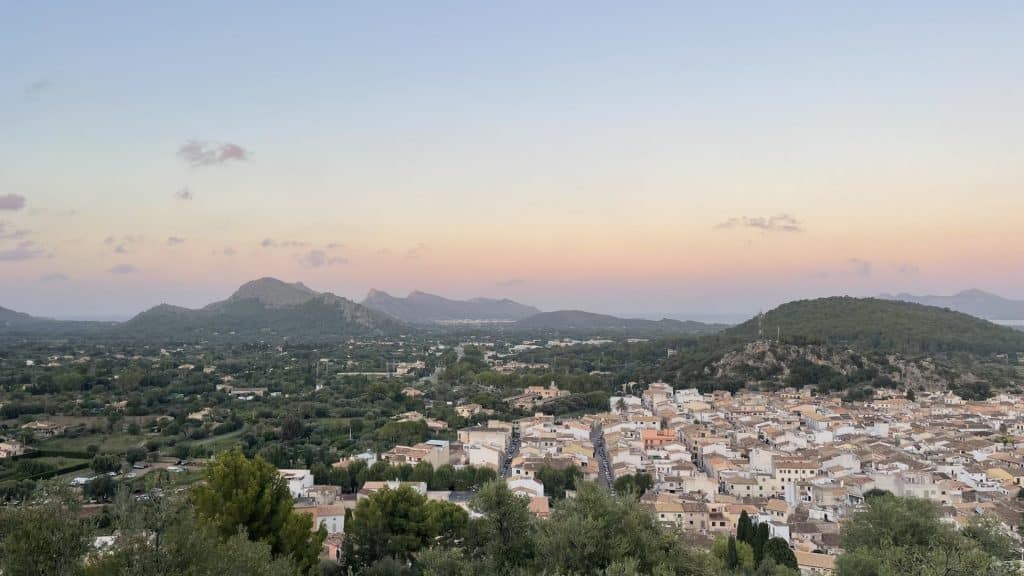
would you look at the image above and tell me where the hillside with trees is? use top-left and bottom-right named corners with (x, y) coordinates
top-left (726, 297), bottom-right (1024, 355)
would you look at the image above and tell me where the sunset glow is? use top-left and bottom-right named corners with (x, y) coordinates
top-left (2, 2), bottom-right (1022, 319)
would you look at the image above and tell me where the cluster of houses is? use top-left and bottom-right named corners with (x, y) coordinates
top-left (245, 379), bottom-right (1024, 574)
top-left (588, 382), bottom-right (1024, 574)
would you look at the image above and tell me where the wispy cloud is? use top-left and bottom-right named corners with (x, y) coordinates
top-left (0, 241), bottom-right (46, 261)
top-left (212, 247), bottom-right (237, 257)
top-left (24, 79), bottom-right (52, 99)
top-left (297, 249), bottom-right (347, 268)
top-left (38, 272), bottom-right (69, 283)
top-left (174, 187), bottom-right (194, 201)
top-left (895, 263), bottom-right (920, 275)
top-left (105, 234), bottom-right (144, 254)
top-left (261, 238), bottom-right (309, 249)
top-left (0, 194), bottom-right (27, 211)
top-left (177, 140), bottom-right (250, 167)
top-left (715, 214), bottom-right (803, 233)
top-left (848, 258), bottom-right (872, 278)
top-left (496, 278), bottom-right (526, 288)
top-left (167, 236), bottom-right (186, 246)
top-left (0, 221), bottom-right (30, 240)
top-left (108, 264), bottom-right (138, 274)
top-left (404, 242), bottom-right (428, 261)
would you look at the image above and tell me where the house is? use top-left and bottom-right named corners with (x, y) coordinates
top-left (358, 480), bottom-right (427, 501)
top-left (280, 469), bottom-right (315, 499)
top-left (466, 443), bottom-right (504, 470)
top-left (642, 429), bottom-right (676, 450)
top-left (528, 496), bottom-right (551, 518)
top-left (311, 505), bottom-right (346, 535)
top-left (334, 451), bottom-right (378, 469)
top-left (20, 420), bottom-right (66, 438)
top-left (0, 439), bottom-right (26, 459)
top-left (459, 426), bottom-right (510, 450)
top-left (504, 383), bottom-right (570, 409)
top-left (187, 407), bottom-right (212, 421)
top-left (382, 440), bottom-right (450, 468)
top-left (506, 477), bottom-right (545, 498)
top-left (456, 403), bottom-right (495, 419)
top-left (794, 550), bottom-right (836, 575)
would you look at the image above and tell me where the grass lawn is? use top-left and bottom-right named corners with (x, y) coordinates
top-left (170, 429), bottom-right (245, 456)
top-left (0, 456), bottom-right (92, 483)
top-left (37, 433), bottom-right (147, 453)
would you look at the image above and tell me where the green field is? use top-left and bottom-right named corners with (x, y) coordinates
top-left (39, 433), bottom-right (147, 454)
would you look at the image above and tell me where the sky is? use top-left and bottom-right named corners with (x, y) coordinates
top-left (1, 1), bottom-right (1023, 320)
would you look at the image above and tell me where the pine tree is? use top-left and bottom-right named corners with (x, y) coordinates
top-left (763, 537), bottom-right (798, 570)
top-left (737, 510), bottom-right (753, 544)
top-left (726, 535), bottom-right (739, 569)
top-left (752, 522), bottom-right (770, 565)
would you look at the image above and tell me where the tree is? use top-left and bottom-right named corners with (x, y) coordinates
top-left (861, 488), bottom-right (892, 501)
top-left (344, 485), bottom-right (439, 567)
top-left (762, 538), bottom-right (798, 570)
top-left (280, 415), bottom-right (305, 442)
top-left (533, 482), bottom-right (689, 575)
top-left (837, 494), bottom-right (994, 576)
top-left (536, 464), bottom-right (581, 500)
top-left (961, 514), bottom-right (1017, 562)
top-left (841, 494), bottom-right (943, 552)
top-left (473, 466), bottom-right (497, 487)
top-left (0, 494), bottom-right (90, 576)
top-left (416, 546), bottom-right (477, 576)
top-left (431, 464), bottom-right (456, 491)
top-left (410, 461), bottom-right (434, 484)
top-left (713, 535), bottom-right (754, 570)
top-left (84, 475), bottom-right (118, 501)
top-left (737, 510), bottom-right (753, 544)
top-left (192, 449), bottom-right (324, 572)
top-left (125, 446), bottom-right (147, 465)
top-left (726, 536), bottom-right (739, 569)
top-left (425, 500), bottom-right (469, 547)
top-left (613, 472), bottom-right (654, 497)
top-left (92, 453), bottom-right (121, 474)
top-left (751, 522), bottom-right (770, 565)
top-left (84, 501), bottom-right (305, 576)
top-left (468, 481), bottom-right (536, 574)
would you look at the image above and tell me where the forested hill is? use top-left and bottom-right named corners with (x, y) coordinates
top-left (123, 279), bottom-right (402, 340)
top-left (726, 297), bottom-right (1024, 355)
top-left (0, 305), bottom-right (36, 326)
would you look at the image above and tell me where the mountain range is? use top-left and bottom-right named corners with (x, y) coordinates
top-left (122, 278), bottom-right (399, 338)
top-left (7, 280), bottom-right (1024, 344)
top-left (0, 277), bottom-right (725, 339)
top-left (882, 289), bottom-right (1024, 321)
top-left (514, 310), bottom-right (727, 336)
top-left (362, 289), bottom-right (540, 324)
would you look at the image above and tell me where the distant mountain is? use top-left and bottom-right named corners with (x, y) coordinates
top-left (0, 305), bottom-right (114, 336)
top-left (125, 278), bottom-right (400, 339)
top-left (727, 297), bottom-right (1024, 355)
top-left (882, 289), bottom-right (1024, 321)
top-left (514, 310), bottom-right (726, 336)
top-left (363, 289), bottom-right (540, 324)
top-left (0, 305), bottom-right (38, 326)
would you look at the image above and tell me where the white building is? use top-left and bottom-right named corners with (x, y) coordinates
top-left (280, 469), bottom-right (315, 499)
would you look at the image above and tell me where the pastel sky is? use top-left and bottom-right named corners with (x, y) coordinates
top-left (2, 1), bottom-right (1023, 320)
